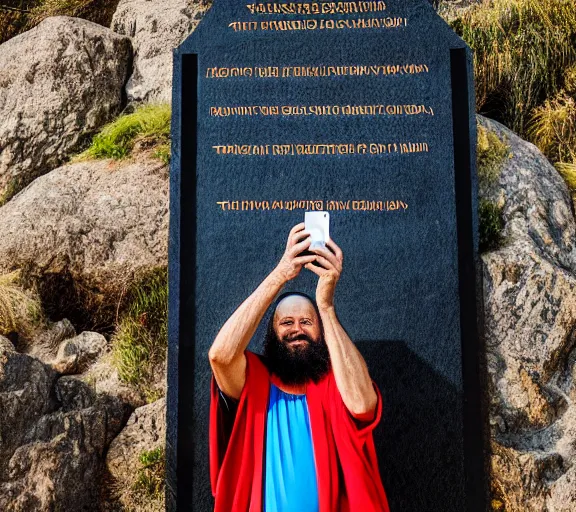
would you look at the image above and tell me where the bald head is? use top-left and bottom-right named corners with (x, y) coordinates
top-left (273, 294), bottom-right (321, 348)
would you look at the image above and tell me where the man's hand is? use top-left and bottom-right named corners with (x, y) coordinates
top-left (273, 223), bottom-right (317, 284)
top-left (305, 238), bottom-right (343, 310)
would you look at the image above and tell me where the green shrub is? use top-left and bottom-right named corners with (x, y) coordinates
top-left (477, 124), bottom-right (511, 195)
top-left (479, 199), bottom-right (505, 253)
top-left (111, 267), bottom-right (167, 402)
top-left (133, 446), bottom-right (166, 499)
top-left (453, 0), bottom-right (576, 136)
top-left (80, 104), bottom-right (171, 161)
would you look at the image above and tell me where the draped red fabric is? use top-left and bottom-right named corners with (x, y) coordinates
top-left (209, 350), bottom-right (391, 512)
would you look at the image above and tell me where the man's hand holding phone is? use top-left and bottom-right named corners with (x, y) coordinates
top-left (272, 223), bottom-right (317, 284)
top-left (306, 238), bottom-right (343, 311)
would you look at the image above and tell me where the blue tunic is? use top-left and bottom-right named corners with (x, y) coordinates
top-left (264, 384), bottom-right (319, 512)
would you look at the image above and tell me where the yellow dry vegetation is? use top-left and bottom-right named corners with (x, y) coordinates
top-left (0, 271), bottom-right (44, 341)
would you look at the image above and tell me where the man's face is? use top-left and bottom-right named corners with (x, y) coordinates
top-left (263, 294), bottom-right (330, 385)
top-left (273, 295), bottom-right (322, 353)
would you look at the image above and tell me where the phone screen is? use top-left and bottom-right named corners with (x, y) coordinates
top-left (304, 211), bottom-right (330, 248)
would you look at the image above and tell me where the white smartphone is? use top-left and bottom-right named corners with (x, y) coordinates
top-left (305, 211), bottom-right (330, 249)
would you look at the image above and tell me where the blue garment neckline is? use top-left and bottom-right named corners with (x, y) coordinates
top-left (270, 383), bottom-right (306, 398)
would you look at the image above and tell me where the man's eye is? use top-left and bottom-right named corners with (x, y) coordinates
top-left (301, 320), bottom-right (312, 325)
top-left (281, 321), bottom-right (293, 325)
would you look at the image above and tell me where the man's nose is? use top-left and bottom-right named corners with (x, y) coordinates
top-left (290, 324), bottom-right (305, 335)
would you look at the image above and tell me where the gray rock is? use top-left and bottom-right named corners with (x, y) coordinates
top-left (0, 351), bottom-right (59, 480)
top-left (0, 16), bottom-right (131, 201)
top-left (436, 0), bottom-right (482, 21)
top-left (0, 352), bottom-right (58, 476)
top-left (0, 347), bottom-right (131, 511)
top-left (479, 116), bottom-right (576, 510)
top-left (27, 319), bottom-right (76, 362)
top-left (50, 331), bottom-right (107, 375)
top-left (547, 463), bottom-right (576, 511)
top-left (0, 335), bottom-right (15, 354)
top-left (56, 375), bottom-right (97, 411)
top-left (78, 353), bottom-right (146, 409)
top-left (0, 156), bottom-right (169, 296)
top-left (111, 0), bottom-right (209, 103)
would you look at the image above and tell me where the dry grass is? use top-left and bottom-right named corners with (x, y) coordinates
top-left (529, 93), bottom-right (576, 164)
top-left (452, 0), bottom-right (576, 195)
top-left (528, 90), bottom-right (576, 195)
top-left (565, 65), bottom-right (576, 96)
top-left (453, 0), bottom-right (576, 136)
top-left (0, 271), bottom-right (45, 343)
top-left (556, 162), bottom-right (576, 191)
top-left (104, 447), bottom-right (166, 512)
top-left (0, 0), bottom-right (121, 44)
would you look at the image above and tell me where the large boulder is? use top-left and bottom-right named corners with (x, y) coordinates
top-left (0, 347), bottom-right (131, 511)
top-left (479, 116), bottom-right (576, 510)
top-left (111, 0), bottom-right (209, 103)
top-left (0, 16), bottom-right (131, 201)
top-left (0, 156), bottom-right (169, 295)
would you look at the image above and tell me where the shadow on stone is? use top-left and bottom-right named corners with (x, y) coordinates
top-left (357, 340), bottom-right (465, 512)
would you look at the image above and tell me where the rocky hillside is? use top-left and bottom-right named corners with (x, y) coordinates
top-left (0, 0), bottom-right (575, 511)
top-left (0, 1), bottom-right (207, 509)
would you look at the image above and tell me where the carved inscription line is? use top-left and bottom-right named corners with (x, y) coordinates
top-left (212, 142), bottom-right (429, 155)
top-left (210, 104), bottom-right (434, 117)
top-left (229, 17), bottom-right (407, 32)
top-left (246, 1), bottom-right (387, 15)
top-left (205, 64), bottom-right (430, 79)
top-left (216, 199), bottom-right (408, 211)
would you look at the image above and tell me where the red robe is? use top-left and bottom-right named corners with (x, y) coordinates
top-left (210, 350), bottom-right (391, 511)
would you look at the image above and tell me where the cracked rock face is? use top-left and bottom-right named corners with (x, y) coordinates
top-left (0, 342), bottom-right (131, 511)
top-left (111, 0), bottom-right (209, 103)
top-left (0, 16), bottom-right (131, 200)
top-left (0, 156), bottom-right (169, 295)
top-left (479, 116), bottom-right (576, 510)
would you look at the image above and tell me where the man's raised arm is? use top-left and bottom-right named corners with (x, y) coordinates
top-left (306, 239), bottom-right (378, 421)
top-left (208, 223), bottom-right (315, 399)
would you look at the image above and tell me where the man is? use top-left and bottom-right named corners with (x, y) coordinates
top-left (208, 223), bottom-right (390, 512)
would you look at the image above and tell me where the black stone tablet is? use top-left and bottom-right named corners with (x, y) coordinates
top-left (167, 1), bottom-right (487, 510)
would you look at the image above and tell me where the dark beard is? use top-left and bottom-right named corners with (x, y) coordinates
top-left (263, 332), bottom-right (331, 386)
